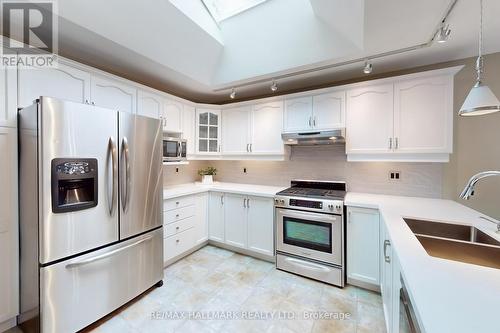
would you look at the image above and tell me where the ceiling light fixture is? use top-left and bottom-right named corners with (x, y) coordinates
top-left (459, 0), bottom-right (500, 116)
top-left (435, 23), bottom-right (451, 43)
top-left (229, 88), bottom-right (236, 99)
top-left (363, 60), bottom-right (373, 74)
top-left (270, 81), bottom-right (278, 92)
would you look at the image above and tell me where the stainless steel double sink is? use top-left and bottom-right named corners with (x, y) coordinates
top-left (404, 218), bottom-right (500, 269)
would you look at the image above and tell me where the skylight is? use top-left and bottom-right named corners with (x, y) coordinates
top-left (202, 0), bottom-right (269, 23)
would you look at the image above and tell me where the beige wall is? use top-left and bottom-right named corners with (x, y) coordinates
top-left (443, 52), bottom-right (500, 218)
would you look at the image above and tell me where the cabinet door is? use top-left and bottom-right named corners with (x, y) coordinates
top-left (222, 105), bottom-right (251, 155)
top-left (312, 91), bottom-right (345, 130)
top-left (163, 99), bottom-right (183, 133)
top-left (347, 207), bottom-right (380, 288)
top-left (197, 109), bottom-right (221, 154)
top-left (208, 192), bottom-right (225, 242)
top-left (394, 76), bottom-right (453, 154)
top-left (224, 193), bottom-right (247, 249)
top-left (18, 62), bottom-right (91, 108)
top-left (283, 96), bottom-right (313, 132)
top-left (251, 101), bottom-right (284, 155)
top-left (182, 105), bottom-right (196, 156)
top-left (0, 128), bottom-right (18, 322)
top-left (0, 60), bottom-right (17, 127)
top-left (137, 89), bottom-right (163, 119)
top-left (247, 196), bottom-right (274, 256)
top-left (194, 193), bottom-right (208, 245)
top-left (346, 84), bottom-right (394, 154)
top-left (380, 220), bottom-right (393, 333)
top-left (91, 75), bottom-right (136, 114)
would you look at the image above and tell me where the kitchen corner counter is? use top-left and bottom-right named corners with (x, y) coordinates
top-left (345, 192), bottom-right (500, 333)
top-left (163, 182), bottom-right (286, 200)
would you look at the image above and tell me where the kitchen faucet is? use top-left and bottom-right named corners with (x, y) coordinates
top-left (460, 171), bottom-right (500, 233)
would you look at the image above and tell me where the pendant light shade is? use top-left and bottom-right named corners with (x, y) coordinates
top-left (459, 82), bottom-right (500, 116)
top-left (459, 0), bottom-right (500, 116)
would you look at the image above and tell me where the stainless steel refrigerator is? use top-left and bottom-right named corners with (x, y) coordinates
top-left (18, 97), bottom-right (164, 333)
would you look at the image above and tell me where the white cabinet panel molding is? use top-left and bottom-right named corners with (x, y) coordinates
top-left (222, 106), bottom-right (251, 155)
top-left (91, 75), bottom-right (137, 114)
top-left (251, 101), bottom-right (284, 155)
top-left (0, 60), bottom-right (17, 127)
top-left (284, 96), bottom-right (313, 132)
top-left (312, 91), bottom-right (345, 130)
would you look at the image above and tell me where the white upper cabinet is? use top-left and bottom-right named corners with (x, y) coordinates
top-left (196, 108), bottom-right (221, 154)
top-left (137, 89), bottom-right (163, 119)
top-left (246, 196), bottom-right (274, 256)
top-left (222, 105), bottom-right (251, 155)
top-left (312, 91), bottom-right (345, 130)
top-left (283, 96), bottom-right (313, 132)
top-left (251, 101), bottom-right (284, 155)
top-left (0, 60), bottom-right (17, 127)
top-left (18, 62), bottom-right (91, 108)
top-left (394, 75), bottom-right (453, 154)
top-left (182, 104), bottom-right (196, 156)
top-left (90, 75), bottom-right (136, 114)
top-left (346, 83), bottom-right (394, 154)
top-left (163, 99), bottom-right (183, 133)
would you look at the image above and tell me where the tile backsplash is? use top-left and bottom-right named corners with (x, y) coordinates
top-left (163, 145), bottom-right (444, 198)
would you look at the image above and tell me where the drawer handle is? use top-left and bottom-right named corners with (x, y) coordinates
top-left (66, 235), bottom-right (154, 268)
top-left (176, 226), bottom-right (180, 230)
top-left (176, 239), bottom-right (180, 243)
top-left (285, 257), bottom-right (330, 272)
top-left (176, 201), bottom-right (180, 205)
top-left (176, 214), bottom-right (180, 218)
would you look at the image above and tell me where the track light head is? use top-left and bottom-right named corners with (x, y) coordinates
top-left (435, 24), bottom-right (451, 43)
top-left (363, 60), bottom-right (373, 74)
top-left (270, 81), bottom-right (278, 92)
top-left (229, 88), bottom-right (236, 99)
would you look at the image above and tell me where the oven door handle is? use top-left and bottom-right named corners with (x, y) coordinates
top-left (284, 257), bottom-right (331, 272)
top-left (277, 208), bottom-right (339, 223)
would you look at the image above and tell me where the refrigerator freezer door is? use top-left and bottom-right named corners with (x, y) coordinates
top-left (39, 97), bottom-right (119, 264)
top-left (40, 228), bottom-right (163, 333)
top-left (119, 113), bottom-right (163, 239)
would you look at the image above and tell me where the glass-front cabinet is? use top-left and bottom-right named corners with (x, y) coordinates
top-left (196, 108), bottom-right (221, 154)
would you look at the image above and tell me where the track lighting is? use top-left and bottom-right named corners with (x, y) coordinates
top-left (363, 60), bottom-right (373, 74)
top-left (435, 23), bottom-right (451, 43)
top-left (270, 81), bottom-right (278, 92)
top-left (229, 88), bottom-right (236, 99)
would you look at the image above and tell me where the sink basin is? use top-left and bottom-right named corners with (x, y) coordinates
top-left (404, 218), bottom-right (500, 246)
top-left (404, 218), bottom-right (500, 269)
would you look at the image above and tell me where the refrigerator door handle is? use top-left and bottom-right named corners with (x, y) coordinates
top-left (108, 136), bottom-right (118, 216)
top-left (65, 234), bottom-right (154, 269)
top-left (120, 137), bottom-right (131, 212)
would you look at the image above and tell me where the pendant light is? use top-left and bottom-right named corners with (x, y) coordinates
top-left (459, 0), bottom-right (500, 116)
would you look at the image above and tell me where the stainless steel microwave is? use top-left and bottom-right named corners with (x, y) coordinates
top-left (163, 137), bottom-right (187, 162)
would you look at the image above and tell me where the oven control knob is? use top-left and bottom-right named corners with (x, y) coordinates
top-left (328, 204), bottom-right (334, 210)
top-left (336, 205), bottom-right (342, 211)
top-left (274, 199), bottom-right (279, 205)
top-left (280, 199), bottom-right (285, 205)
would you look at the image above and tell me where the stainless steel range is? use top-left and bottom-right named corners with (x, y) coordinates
top-left (274, 180), bottom-right (346, 287)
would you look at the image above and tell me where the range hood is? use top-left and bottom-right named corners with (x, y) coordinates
top-left (282, 129), bottom-right (345, 145)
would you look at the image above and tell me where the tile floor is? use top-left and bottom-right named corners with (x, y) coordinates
top-left (84, 245), bottom-right (386, 333)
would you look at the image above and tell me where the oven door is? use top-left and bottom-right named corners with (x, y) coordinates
top-left (276, 208), bottom-right (342, 265)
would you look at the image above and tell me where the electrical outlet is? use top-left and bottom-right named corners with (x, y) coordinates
top-left (243, 167), bottom-right (247, 174)
top-left (176, 168), bottom-right (179, 173)
top-left (389, 171), bottom-right (401, 180)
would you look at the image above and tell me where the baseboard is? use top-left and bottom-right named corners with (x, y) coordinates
top-left (0, 317), bottom-right (17, 333)
top-left (208, 240), bottom-right (275, 263)
top-left (347, 277), bottom-right (381, 293)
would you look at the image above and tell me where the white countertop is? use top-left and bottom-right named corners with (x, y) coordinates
top-left (345, 193), bottom-right (500, 333)
top-left (163, 182), bottom-right (286, 200)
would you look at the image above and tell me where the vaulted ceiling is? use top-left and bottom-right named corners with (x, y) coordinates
top-left (47, 0), bottom-right (500, 102)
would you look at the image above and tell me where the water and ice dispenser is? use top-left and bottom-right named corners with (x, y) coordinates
top-left (51, 158), bottom-right (98, 213)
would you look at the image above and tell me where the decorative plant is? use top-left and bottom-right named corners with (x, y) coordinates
top-left (198, 166), bottom-right (217, 176)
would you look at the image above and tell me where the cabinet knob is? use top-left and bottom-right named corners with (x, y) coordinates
top-left (176, 214), bottom-right (180, 218)
top-left (176, 226), bottom-right (180, 230)
top-left (176, 239), bottom-right (180, 243)
top-left (176, 201), bottom-right (180, 205)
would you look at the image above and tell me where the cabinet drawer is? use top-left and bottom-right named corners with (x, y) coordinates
top-left (164, 227), bottom-right (196, 262)
top-left (164, 216), bottom-right (195, 238)
top-left (164, 196), bottom-right (195, 211)
top-left (164, 206), bottom-right (195, 224)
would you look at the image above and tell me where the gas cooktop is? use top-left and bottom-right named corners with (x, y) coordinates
top-left (276, 180), bottom-right (346, 200)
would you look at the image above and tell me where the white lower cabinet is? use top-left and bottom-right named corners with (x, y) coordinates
top-left (224, 194), bottom-right (248, 248)
top-left (346, 207), bottom-right (380, 289)
top-left (208, 192), bottom-right (225, 242)
top-left (163, 193), bottom-right (208, 265)
top-left (246, 195), bottom-right (274, 256)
